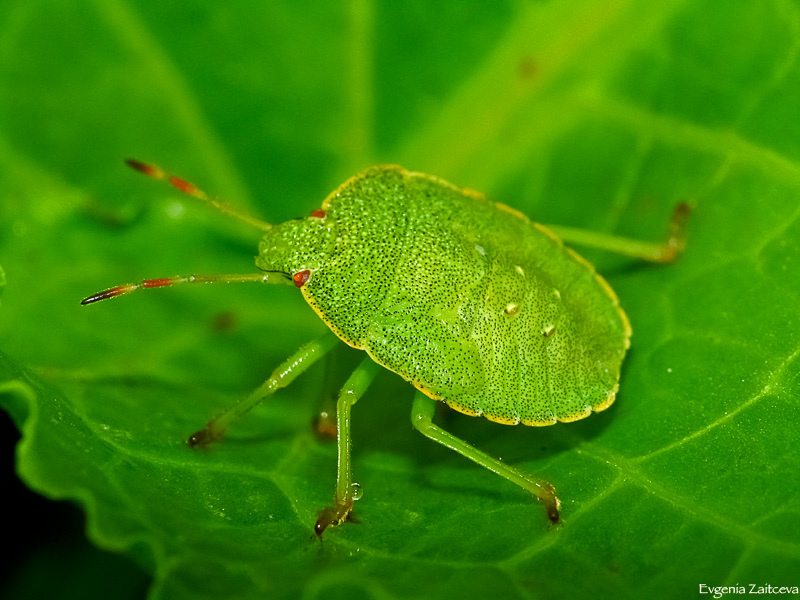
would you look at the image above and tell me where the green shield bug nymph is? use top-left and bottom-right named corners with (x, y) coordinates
top-left (83, 161), bottom-right (688, 537)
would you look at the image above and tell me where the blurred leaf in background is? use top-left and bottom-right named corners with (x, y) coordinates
top-left (1, 1), bottom-right (799, 599)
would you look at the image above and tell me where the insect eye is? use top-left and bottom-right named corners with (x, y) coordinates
top-left (293, 269), bottom-right (312, 287)
top-left (310, 209), bottom-right (325, 218)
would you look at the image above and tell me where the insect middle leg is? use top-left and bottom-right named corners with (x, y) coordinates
top-left (188, 331), bottom-right (339, 447)
top-left (411, 391), bottom-right (561, 524)
top-left (314, 357), bottom-right (382, 538)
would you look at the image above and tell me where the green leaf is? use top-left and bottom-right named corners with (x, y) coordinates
top-left (2, 1), bottom-right (799, 599)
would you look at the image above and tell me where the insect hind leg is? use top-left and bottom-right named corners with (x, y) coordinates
top-left (411, 391), bottom-right (561, 525)
top-left (545, 202), bottom-right (690, 263)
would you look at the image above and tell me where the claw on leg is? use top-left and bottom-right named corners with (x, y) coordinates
top-left (187, 420), bottom-right (225, 448)
top-left (314, 496), bottom-right (357, 539)
top-left (542, 484), bottom-right (561, 525)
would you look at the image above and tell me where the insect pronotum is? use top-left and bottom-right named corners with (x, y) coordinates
top-left (83, 160), bottom-right (689, 537)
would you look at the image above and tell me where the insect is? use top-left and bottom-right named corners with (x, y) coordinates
top-left (83, 160), bottom-right (688, 537)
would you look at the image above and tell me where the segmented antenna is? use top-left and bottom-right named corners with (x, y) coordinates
top-left (80, 273), bottom-right (289, 305)
top-left (125, 159), bottom-right (272, 232)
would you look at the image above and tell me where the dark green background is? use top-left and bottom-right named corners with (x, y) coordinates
top-left (1, 2), bottom-right (799, 599)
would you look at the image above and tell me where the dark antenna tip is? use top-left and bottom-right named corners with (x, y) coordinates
top-left (80, 284), bottom-right (136, 305)
top-left (125, 158), bottom-right (164, 179)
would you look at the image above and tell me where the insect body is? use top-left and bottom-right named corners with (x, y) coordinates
top-left (262, 166), bottom-right (629, 425)
top-left (84, 161), bottom-right (687, 536)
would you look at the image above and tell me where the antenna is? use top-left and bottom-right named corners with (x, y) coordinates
top-left (125, 159), bottom-right (272, 232)
top-left (81, 272), bottom-right (289, 305)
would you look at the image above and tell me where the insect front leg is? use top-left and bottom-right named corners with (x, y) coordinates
top-left (188, 331), bottom-right (339, 447)
top-left (314, 357), bottom-right (381, 538)
top-left (411, 392), bottom-right (561, 525)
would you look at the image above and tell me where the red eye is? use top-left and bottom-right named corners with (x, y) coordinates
top-left (310, 209), bottom-right (325, 218)
top-left (293, 269), bottom-right (311, 287)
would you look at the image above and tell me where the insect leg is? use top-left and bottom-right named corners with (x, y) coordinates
top-left (188, 331), bottom-right (339, 447)
top-left (544, 202), bottom-right (690, 263)
top-left (411, 391), bottom-right (561, 525)
top-left (314, 357), bottom-right (381, 538)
